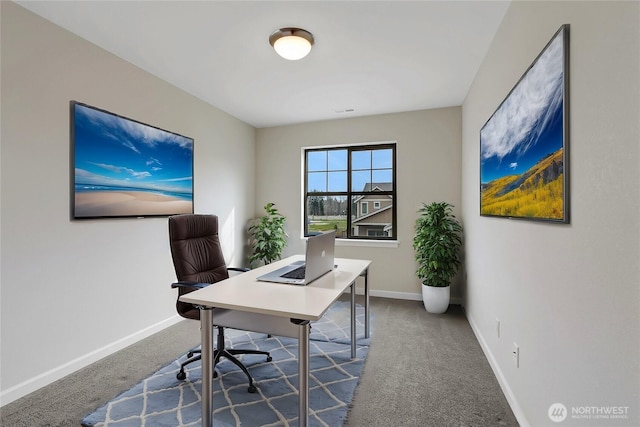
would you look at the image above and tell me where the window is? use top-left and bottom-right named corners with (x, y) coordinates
top-left (304, 143), bottom-right (396, 240)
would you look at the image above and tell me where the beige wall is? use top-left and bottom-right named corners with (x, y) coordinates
top-left (256, 108), bottom-right (462, 299)
top-left (1, 2), bottom-right (256, 404)
top-left (462, 1), bottom-right (639, 426)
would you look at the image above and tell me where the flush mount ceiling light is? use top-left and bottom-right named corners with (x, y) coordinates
top-left (269, 27), bottom-right (314, 60)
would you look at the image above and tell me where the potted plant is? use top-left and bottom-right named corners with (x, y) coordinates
top-left (413, 201), bottom-right (463, 313)
top-left (248, 202), bottom-right (288, 268)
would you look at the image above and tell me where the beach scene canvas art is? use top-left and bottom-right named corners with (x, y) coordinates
top-left (480, 25), bottom-right (568, 223)
top-left (72, 102), bottom-right (193, 218)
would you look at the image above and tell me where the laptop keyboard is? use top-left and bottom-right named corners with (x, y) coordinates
top-left (281, 265), bottom-right (306, 280)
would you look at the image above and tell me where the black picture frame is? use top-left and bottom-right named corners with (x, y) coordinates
top-left (480, 25), bottom-right (569, 223)
top-left (71, 101), bottom-right (194, 219)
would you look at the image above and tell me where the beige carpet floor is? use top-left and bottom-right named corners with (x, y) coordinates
top-left (0, 296), bottom-right (518, 426)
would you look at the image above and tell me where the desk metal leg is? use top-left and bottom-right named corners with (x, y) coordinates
top-left (200, 308), bottom-right (214, 427)
top-left (350, 282), bottom-right (356, 359)
top-left (297, 320), bottom-right (310, 427)
top-left (363, 268), bottom-right (370, 339)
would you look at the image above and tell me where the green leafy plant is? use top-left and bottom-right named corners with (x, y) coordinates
top-left (413, 201), bottom-right (463, 287)
top-left (248, 203), bottom-right (288, 268)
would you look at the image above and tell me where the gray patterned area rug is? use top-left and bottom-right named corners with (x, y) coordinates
top-left (81, 301), bottom-right (371, 427)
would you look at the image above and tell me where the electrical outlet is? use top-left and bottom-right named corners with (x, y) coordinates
top-left (513, 343), bottom-right (520, 368)
top-left (496, 318), bottom-right (500, 338)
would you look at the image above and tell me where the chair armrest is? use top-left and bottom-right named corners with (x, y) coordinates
top-left (171, 268), bottom-right (247, 291)
top-left (171, 281), bottom-right (209, 290)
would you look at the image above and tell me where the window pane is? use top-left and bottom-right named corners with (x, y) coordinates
top-left (372, 169), bottom-right (392, 184)
top-left (307, 151), bottom-right (326, 172)
top-left (372, 149), bottom-right (393, 169)
top-left (351, 150), bottom-right (371, 170)
top-left (306, 196), bottom-right (348, 238)
top-left (328, 150), bottom-right (347, 171)
top-left (351, 170), bottom-right (370, 191)
top-left (351, 195), bottom-right (394, 238)
top-left (328, 171), bottom-right (347, 192)
top-left (307, 172), bottom-right (326, 192)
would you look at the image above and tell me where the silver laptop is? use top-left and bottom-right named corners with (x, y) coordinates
top-left (256, 231), bottom-right (336, 285)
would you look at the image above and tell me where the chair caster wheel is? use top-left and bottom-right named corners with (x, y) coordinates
top-left (266, 356), bottom-right (273, 362)
top-left (248, 385), bottom-right (257, 393)
top-left (176, 371), bottom-right (186, 381)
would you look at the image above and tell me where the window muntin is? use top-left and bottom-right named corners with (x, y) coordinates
top-left (304, 143), bottom-right (396, 240)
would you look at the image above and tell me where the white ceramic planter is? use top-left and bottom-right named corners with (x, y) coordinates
top-left (422, 285), bottom-right (450, 314)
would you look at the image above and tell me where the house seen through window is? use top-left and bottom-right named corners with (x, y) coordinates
top-left (304, 143), bottom-right (396, 240)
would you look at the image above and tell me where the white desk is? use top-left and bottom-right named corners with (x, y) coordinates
top-left (179, 255), bottom-right (371, 427)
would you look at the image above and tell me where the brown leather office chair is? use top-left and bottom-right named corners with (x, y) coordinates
top-left (168, 214), bottom-right (271, 393)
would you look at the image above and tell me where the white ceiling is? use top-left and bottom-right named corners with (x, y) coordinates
top-left (16, 0), bottom-right (510, 128)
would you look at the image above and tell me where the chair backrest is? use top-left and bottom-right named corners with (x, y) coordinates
top-left (168, 214), bottom-right (230, 318)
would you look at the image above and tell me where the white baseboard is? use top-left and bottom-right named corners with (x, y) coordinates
top-left (465, 312), bottom-right (529, 427)
top-left (0, 315), bottom-right (183, 407)
top-left (348, 287), bottom-right (464, 305)
top-left (2, 292), bottom-right (468, 407)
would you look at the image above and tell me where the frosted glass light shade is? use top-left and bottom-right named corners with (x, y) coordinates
top-left (274, 36), bottom-right (311, 60)
top-left (269, 28), bottom-right (314, 60)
